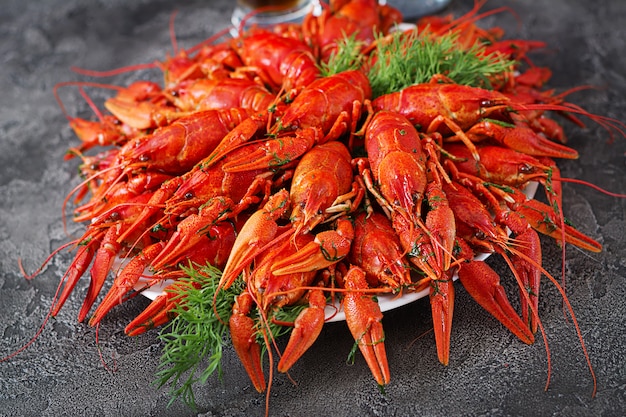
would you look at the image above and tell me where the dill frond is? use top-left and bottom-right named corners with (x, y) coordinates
top-left (155, 263), bottom-right (315, 409)
top-left (367, 28), bottom-right (515, 97)
top-left (155, 263), bottom-right (244, 409)
top-left (318, 34), bottom-right (367, 77)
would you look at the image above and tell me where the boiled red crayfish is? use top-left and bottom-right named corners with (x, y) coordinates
top-left (7, 2), bottom-right (626, 416)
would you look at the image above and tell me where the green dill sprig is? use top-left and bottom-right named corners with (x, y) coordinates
top-left (155, 262), bottom-right (315, 409)
top-left (368, 28), bottom-right (515, 97)
top-left (155, 263), bottom-right (244, 409)
top-left (318, 27), bottom-right (515, 97)
top-left (318, 34), bottom-right (367, 77)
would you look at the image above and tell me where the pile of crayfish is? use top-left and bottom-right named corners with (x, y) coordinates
top-left (19, 0), bottom-right (626, 409)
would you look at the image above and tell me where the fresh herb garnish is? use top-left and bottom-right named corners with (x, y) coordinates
top-left (321, 27), bottom-right (515, 98)
top-left (318, 34), bottom-right (366, 77)
top-left (368, 28), bottom-right (514, 97)
top-left (155, 262), bottom-right (312, 408)
top-left (155, 263), bottom-right (244, 409)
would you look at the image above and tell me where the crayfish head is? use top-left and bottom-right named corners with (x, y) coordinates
top-left (478, 145), bottom-right (552, 186)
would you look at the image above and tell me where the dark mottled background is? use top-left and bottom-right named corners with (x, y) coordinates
top-left (1, 1), bottom-right (625, 416)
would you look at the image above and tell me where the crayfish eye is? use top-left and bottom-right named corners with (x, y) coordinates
top-left (519, 164), bottom-right (534, 174)
top-left (184, 192), bottom-right (194, 200)
top-left (139, 154), bottom-right (149, 162)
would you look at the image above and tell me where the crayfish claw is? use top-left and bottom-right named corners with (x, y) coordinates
top-left (277, 289), bottom-right (327, 373)
top-left (230, 292), bottom-right (266, 392)
top-left (516, 199), bottom-right (602, 253)
top-left (458, 260), bottom-right (534, 345)
top-left (429, 273), bottom-right (455, 366)
top-left (271, 218), bottom-right (354, 276)
top-left (219, 190), bottom-right (291, 289)
top-left (342, 266), bottom-right (390, 386)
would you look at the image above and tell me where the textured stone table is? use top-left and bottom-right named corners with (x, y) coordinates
top-left (1, 1), bottom-right (625, 416)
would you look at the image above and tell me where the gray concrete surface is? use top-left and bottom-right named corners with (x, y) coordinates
top-left (1, 1), bottom-right (625, 416)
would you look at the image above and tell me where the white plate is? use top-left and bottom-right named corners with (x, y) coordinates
top-left (323, 249), bottom-right (494, 323)
top-left (134, 182), bottom-right (539, 322)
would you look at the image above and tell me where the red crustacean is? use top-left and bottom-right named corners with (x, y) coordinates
top-left (72, 171), bottom-right (173, 223)
top-left (67, 106), bottom-right (257, 231)
top-left (115, 107), bottom-right (253, 175)
top-left (218, 190), bottom-right (292, 292)
top-left (124, 278), bottom-right (202, 337)
top-left (101, 80), bottom-right (170, 130)
top-left (338, 265), bottom-right (390, 386)
top-left (286, 141), bottom-right (359, 234)
top-left (267, 69), bottom-right (371, 140)
top-left (349, 211), bottom-right (412, 290)
top-left (11, 2), bottom-right (626, 415)
top-left (115, 135), bottom-right (276, 249)
top-left (303, 0), bottom-right (402, 61)
top-left (64, 115), bottom-right (128, 156)
top-left (462, 118), bottom-right (580, 159)
top-left (189, 40), bottom-right (245, 80)
top-left (228, 232), bottom-right (324, 391)
top-left (104, 77), bottom-right (277, 130)
top-left (372, 82), bottom-right (512, 160)
top-left (88, 241), bottom-right (168, 327)
top-left (162, 138), bottom-right (279, 218)
top-left (166, 77), bottom-right (277, 114)
top-left (441, 179), bottom-right (537, 343)
top-left (51, 191), bottom-right (158, 321)
top-left (112, 219), bottom-right (240, 336)
top-left (204, 69), bottom-right (372, 171)
top-left (441, 170), bottom-right (604, 352)
top-left (53, 81), bottom-right (155, 156)
top-left (372, 79), bottom-right (622, 167)
top-left (219, 141), bottom-right (360, 290)
top-left (232, 28), bottom-right (320, 93)
top-left (359, 110), bottom-right (427, 228)
top-left (443, 143), bottom-right (565, 211)
top-left (358, 109), bottom-right (459, 365)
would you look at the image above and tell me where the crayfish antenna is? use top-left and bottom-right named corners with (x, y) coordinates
top-left (2, 237), bottom-right (86, 363)
top-left (501, 245), bottom-right (597, 397)
top-left (70, 62), bottom-right (158, 78)
top-left (53, 81), bottom-right (124, 121)
top-left (515, 102), bottom-right (626, 143)
top-left (558, 177), bottom-right (626, 199)
top-left (430, 0), bottom-right (521, 36)
top-left (17, 238), bottom-right (79, 280)
top-left (61, 164), bottom-right (124, 235)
